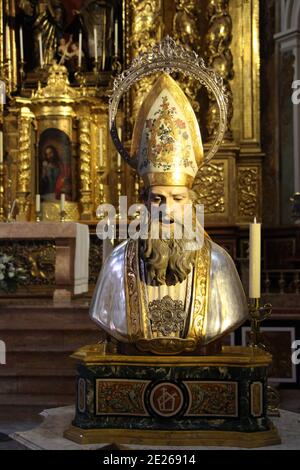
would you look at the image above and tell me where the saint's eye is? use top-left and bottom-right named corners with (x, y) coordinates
top-left (151, 196), bottom-right (161, 203)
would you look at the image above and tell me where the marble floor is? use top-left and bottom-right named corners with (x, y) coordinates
top-left (0, 389), bottom-right (299, 450)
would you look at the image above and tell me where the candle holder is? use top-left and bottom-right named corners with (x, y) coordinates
top-left (93, 60), bottom-right (105, 88)
top-left (0, 59), bottom-right (10, 91)
top-left (0, 162), bottom-right (4, 222)
top-left (96, 196), bottom-right (107, 221)
top-left (36, 65), bottom-right (48, 84)
top-left (19, 60), bottom-right (26, 92)
top-left (248, 298), bottom-right (272, 349)
top-left (35, 210), bottom-right (42, 222)
top-left (128, 173), bottom-right (142, 220)
top-left (60, 209), bottom-right (66, 222)
top-left (99, 182), bottom-right (105, 205)
top-left (93, 59), bottom-right (99, 74)
top-left (111, 54), bottom-right (122, 75)
top-left (115, 162), bottom-right (123, 222)
top-left (75, 66), bottom-right (87, 88)
top-left (96, 165), bottom-right (107, 213)
top-left (134, 173), bottom-right (140, 203)
top-left (248, 298), bottom-right (280, 416)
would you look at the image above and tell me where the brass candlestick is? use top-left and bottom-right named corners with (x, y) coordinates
top-left (111, 54), bottom-right (122, 75)
top-left (98, 166), bottom-right (107, 205)
top-left (129, 173), bottom-right (142, 220)
top-left (95, 162), bottom-right (108, 220)
top-left (0, 162), bottom-right (4, 221)
top-left (36, 65), bottom-right (48, 84)
top-left (134, 173), bottom-right (140, 204)
top-left (99, 182), bottom-right (105, 205)
top-left (116, 165), bottom-right (123, 222)
top-left (248, 298), bottom-right (272, 349)
top-left (93, 60), bottom-right (103, 88)
top-left (75, 66), bottom-right (87, 88)
top-left (19, 60), bottom-right (26, 92)
top-left (248, 298), bottom-right (280, 416)
top-left (93, 58), bottom-right (99, 75)
top-left (35, 210), bottom-right (42, 222)
top-left (60, 209), bottom-right (66, 222)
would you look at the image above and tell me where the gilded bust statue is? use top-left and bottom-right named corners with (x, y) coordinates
top-left (90, 62), bottom-right (248, 355)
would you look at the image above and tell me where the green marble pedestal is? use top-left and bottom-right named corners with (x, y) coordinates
top-left (64, 345), bottom-right (281, 447)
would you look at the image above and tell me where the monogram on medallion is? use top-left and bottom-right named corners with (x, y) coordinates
top-left (149, 382), bottom-right (184, 418)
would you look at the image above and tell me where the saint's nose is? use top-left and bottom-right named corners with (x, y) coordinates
top-left (163, 199), bottom-right (174, 219)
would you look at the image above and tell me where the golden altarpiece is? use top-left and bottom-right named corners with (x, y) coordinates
top-left (0, 0), bottom-right (263, 293)
top-left (0, 0), bottom-right (261, 227)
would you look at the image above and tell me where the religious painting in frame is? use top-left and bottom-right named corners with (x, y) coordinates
top-left (38, 128), bottom-right (75, 203)
top-left (242, 326), bottom-right (297, 383)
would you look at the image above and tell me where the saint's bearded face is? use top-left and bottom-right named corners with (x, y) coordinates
top-left (140, 185), bottom-right (198, 286)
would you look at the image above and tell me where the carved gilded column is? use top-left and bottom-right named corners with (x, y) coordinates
top-left (9, 0), bottom-right (17, 91)
top-left (0, 1), bottom-right (4, 67)
top-left (90, 101), bottom-right (109, 213)
top-left (17, 102), bottom-right (34, 220)
top-left (173, 0), bottom-right (203, 114)
top-left (124, 0), bottom-right (163, 205)
top-left (204, 0), bottom-right (234, 141)
top-left (230, 0), bottom-right (261, 151)
top-left (126, 0), bottom-right (163, 122)
top-left (78, 111), bottom-right (92, 220)
top-left (230, 0), bottom-right (262, 224)
top-left (3, 0), bottom-right (17, 94)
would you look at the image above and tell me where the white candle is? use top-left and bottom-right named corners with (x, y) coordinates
top-left (118, 126), bottom-right (122, 141)
top-left (0, 130), bottom-right (3, 164)
top-left (60, 193), bottom-right (65, 211)
top-left (114, 20), bottom-right (118, 56)
top-left (5, 24), bottom-right (10, 57)
top-left (249, 217), bottom-right (261, 298)
top-left (78, 30), bottom-right (82, 67)
top-left (19, 26), bottom-right (24, 61)
top-left (117, 152), bottom-right (121, 168)
top-left (38, 34), bottom-right (44, 67)
top-left (94, 26), bottom-right (98, 62)
top-left (102, 36), bottom-right (106, 70)
top-left (99, 128), bottom-right (103, 166)
top-left (35, 194), bottom-right (40, 212)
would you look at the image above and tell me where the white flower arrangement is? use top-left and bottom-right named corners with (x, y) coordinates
top-left (0, 254), bottom-right (27, 292)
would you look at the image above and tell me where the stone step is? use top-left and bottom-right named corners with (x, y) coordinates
top-left (2, 351), bottom-right (81, 370)
top-left (0, 394), bottom-right (74, 406)
top-left (0, 330), bottom-right (100, 352)
top-left (0, 302), bottom-right (101, 406)
top-left (0, 309), bottom-right (97, 331)
top-left (0, 368), bottom-right (75, 377)
top-left (0, 376), bottom-right (75, 396)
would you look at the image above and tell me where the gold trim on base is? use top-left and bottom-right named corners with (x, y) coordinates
top-left (71, 345), bottom-right (272, 367)
top-left (64, 424), bottom-right (281, 448)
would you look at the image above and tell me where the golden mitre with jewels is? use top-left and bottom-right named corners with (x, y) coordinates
top-left (109, 36), bottom-right (228, 183)
top-left (131, 73), bottom-right (204, 188)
